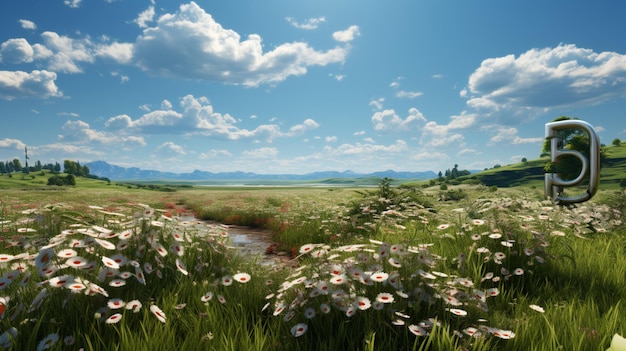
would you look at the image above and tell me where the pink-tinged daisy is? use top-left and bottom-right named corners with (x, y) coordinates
top-left (489, 233), bottom-right (502, 239)
top-left (37, 333), bottom-right (59, 350)
top-left (529, 304), bottom-right (545, 313)
top-left (49, 275), bottom-right (73, 288)
top-left (94, 238), bottom-right (116, 250)
top-left (304, 307), bottom-right (316, 319)
top-left (437, 224), bottom-right (450, 230)
top-left (101, 256), bottom-right (120, 270)
top-left (500, 241), bottom-right (514, 248)
top-left (118, 271), bottom-right (133, 279)
top-left (299, 244), bottom-right (318, 254)
top-left (390, 244), bottom-right (402, 253)
top-left (273, 302), bottom-right (286, 316)
top-left (345, 305), bottom-right (357, 317)
top-left (535, 256), bottom-right (545, 264)
top-left (110, 254), bottom-right (127, 266)
top-left (56, 249), bottom-right (77, 259)
top-left (109, 279), bottom-right (126, 288)
top-left (372, 301), bottom-right (385, 310)
top-left (331, 290), bottom-right (346, 300)
top-left (392, 319), bottom-right (405, 326)
top-left (396, 290), bottom-right (409, 299)
top-left (38, 265), bottom-right (58, 278)
top-left (150, 304), bottom-right (167, 323)
top-left (418, 270), bottom-right (437, 280)
top-left (370, 271), bottom-right (389, 283)
top-left (63, 335), bottom-right (75, 346)
top-left (388, 257), bottom-right (402, 268)
top-left (472, 219), bottom-right (486, 226)
top-left (320, 303), bottom-right (331, 314)
top-left (513, 268), bottom-right (524, 275)
top-left (355, 296), bottom-right (371, 310)
top-left (65, 256), bottom-right (88, 269)
top-left (476, 247), bottom-right (490, 254)
top-left (17, 228), bottom-right (36, 233)
top-left (217, 294), bottom-right (226, 304)
top-left (486, 288), bottom-right (499, 297)
top-left (116, 240), bottom-right (129, 250)
top-left (447, 308), bottom-right (467, 316)
top-left (2, 270), bottom-right (19, 281)
top-left (0, 254), bottom-right (13, 263)
top-left (134, 267), bottom-right (146, 285)
top-left (143, 263), bottom-right (153, 274)
top-left (67, 282), bottom-right (87, 292)
top-left (201, 292), bottom-right (214, 303)
top-left (329, 274), bottom-right (348, 285)
top-left (463, 327), bottom-right (479, 337)
top-left (348, 268), bottom-right (365, 280)
top-left (170, 242), bottom-right (184, 256)
top-left (221, 275), bottom-right (233, 286)
top-left (233, 272), bottom-right (251, 283)
top-left (105, 313), bottom-right (122, 324)
top-left (172, 232), bottom-right (185, 242)
top-left (375, 292), bottom-right (394, 304)
top-left (125, 300), bottom-right (142, 313)
top-left (151, 220), bottom-right (165, 227)
top-left (473, 290), bottom-right (486, 302)
top-left (471, 234), bottom-right (481, 241)
top-left (175, 258), bottom-right (188, 276)
top-left (291, 323), bottom-right (308, 337)
top-left (108, 298), bottom-right (126, 309)
top-left (494, 252), bottom-right (506, 260)
top-left (408, 324), bottom-right (427, 336)
top-left (524, 248), bottom-right (535, 256)
top-left (491, 328), bottom-right (515, 339)
top-left (316, 281), bottom-right (329, 294)
top-left (35, 248), bottom-right (55, 269)
top-left (152, 243), bottom-right (168, 257)
top-left (174, 303), bottom-right (186, 310)
top-left (0, 278), bottom-right (11, 291)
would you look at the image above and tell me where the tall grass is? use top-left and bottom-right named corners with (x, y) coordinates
top-left (0, 185), bottom-right (624, 350)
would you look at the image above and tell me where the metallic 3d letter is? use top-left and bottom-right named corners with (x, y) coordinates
top-left (544, 120), bottom-right (600, 204)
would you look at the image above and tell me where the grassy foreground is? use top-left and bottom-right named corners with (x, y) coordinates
top-left (0, 182), bottom-right (625, 350)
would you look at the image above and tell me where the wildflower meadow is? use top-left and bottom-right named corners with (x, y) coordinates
top-left (0, 182), bottom-right (625, 350)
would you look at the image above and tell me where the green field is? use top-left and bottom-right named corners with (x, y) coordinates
top-left (0, 151), bottom-right (625, 350)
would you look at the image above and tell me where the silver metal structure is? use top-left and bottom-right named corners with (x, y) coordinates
top-left (544, 119), bottom-right (600, 204)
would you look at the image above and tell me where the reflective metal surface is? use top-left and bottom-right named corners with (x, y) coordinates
top-left (544, 120), bottom-right (600, 204)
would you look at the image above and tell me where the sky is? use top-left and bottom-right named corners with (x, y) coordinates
top-left (1, 0), bottom-right (626, 175)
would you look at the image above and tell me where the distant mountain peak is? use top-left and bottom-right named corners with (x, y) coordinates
top-left (86, 161), bottom-right (437, 181)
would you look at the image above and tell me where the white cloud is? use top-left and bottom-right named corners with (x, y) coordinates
top-left (487, 126), bottom-right (543, 145)
top-left (41, 31), bottom-right (94, 73)
top-left (0, 70), bottom-right (62, 100)
top-left (19, 19), bottom-right (37, 30)
top-left (411, 151), bottom-right (448, 161)
top-left (325, 136), bottom-right (337, 142)
top-left (372, 108), bottom-right (426, 132)
top-left (199, 149), bottom-right (232, 159)
top-left (156, 141), bottom-right (186, 156)
top-left (325, 139), bottom-right (408, 156)
top-left (286, 17), bottom-right (326, 30)
top-left (104, 94), bottom-right (317, 142)
top-left (369, 98), bottom-right (384, 110)
top-left (332, 25), bottom-right (360, 43)
top-left (59, 119), bottom-right (146, 147)
top-left (64, 0), bottom-right (81, 8)
top-left (395, 90), bottom-right (423, 99)
top-left (0, 138), bottom-right (26, 149)
top-left (134, 6), bottom-right (155, 28)
top-left (95, 42), bottom-right (133, 64)
top-left (242, 147), bottom-right (278, 158)
top-left (423, 112), bottom-right (476, 136)
top-left (0, 38), bottom-right (35, 64)
top-left (466, 44), bottom-right (626, 121)
top-left (133, 2), bottom-right (350, 86)
top-left (353, 131), bottom-right (366, 136)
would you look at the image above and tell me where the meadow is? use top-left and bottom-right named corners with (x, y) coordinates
top-left (0, 174), bottom-right (625, 350)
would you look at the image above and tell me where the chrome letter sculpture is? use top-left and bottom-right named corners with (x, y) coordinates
top-left (544, 120), bottom-right (600, 204)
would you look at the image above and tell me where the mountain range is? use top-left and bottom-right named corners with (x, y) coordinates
top-left (85, 161), bottom-right (437, 181)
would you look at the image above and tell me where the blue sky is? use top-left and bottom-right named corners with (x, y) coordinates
top-left (1, 0), bottom-right (626, 175)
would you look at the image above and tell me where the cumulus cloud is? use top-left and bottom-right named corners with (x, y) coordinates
top-left (41, 31), bottom-right (95, 73)
top-left (199, 149), bottom-right (232, 159)
top-left (104, 94), bottom-right (318, 141)
top-left (466, 44), bottom-right (626, 120)
top-left (0, 138), bottom-right (26, 149)
top-left (286, 17), bottom-right (326, 30)
top-left (372, 108), bottom-right (426, 132)
top-left (395, 90), bottom-right (423, 99)
top-left (0, 38), bottom-right (51, 64)
top-left (156, 141), bottom-right (187, 157)
top-left (423, 112), bottom-right (476, 136)
top-left (59, 119), bottom-right (146, 147)
top-left (135, 5), bottom-right (156, 28)
top-left (0, 70), bottom-right (62, 100)
top-left (64, 0), bottom-right (81, 8)
top-left (95, 41), bottom-right (133, 64)
top-left (134, 2), bottom-right (350, 86)
top-left (332, 25), bottom-right (360, 42)
top-left (487, 126), bottom-right (543, 145)
top-left (19, 19), bottom-right (37, 30)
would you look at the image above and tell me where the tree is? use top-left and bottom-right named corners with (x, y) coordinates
top-left (613, 138), bottom-right (621, 147)
top-left (521, 157), bottom-right (528, 163)
top-left (12, 159), bottom-right (22, 173)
